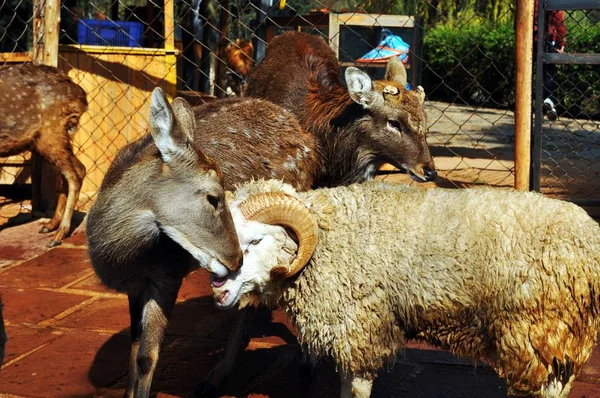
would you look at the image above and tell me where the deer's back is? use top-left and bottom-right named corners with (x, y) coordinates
top-left (193, 97), bottom-right (322, 191)
top-left (246, 32), bottom-right (341, 121)
top-left (0, 64), bottom-right (87, 156)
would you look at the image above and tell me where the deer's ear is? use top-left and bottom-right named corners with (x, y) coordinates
top-left (149, 87), bottom-right (188, 162)
top-left (345, 67), bottom-right (377, 109)
top-left (171, 97), bottom-right (196, 143)
top-left (385, 56), bottom-right (407, 86)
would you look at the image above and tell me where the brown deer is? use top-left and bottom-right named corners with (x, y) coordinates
top-left (0, 63), bottom-right (87, 247)
top-left (87, 87), bottom-right (324, 397)
top-left (246, 31), bottom-right (437, 185)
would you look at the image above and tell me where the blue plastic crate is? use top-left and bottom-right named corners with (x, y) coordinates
top-left (77, 19), bottom-right (144, 47)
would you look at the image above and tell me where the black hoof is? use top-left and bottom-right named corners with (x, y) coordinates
top-left (47, 240), bottom-right (61, 248)
top-left (194, 380), bottom-right (218, 397)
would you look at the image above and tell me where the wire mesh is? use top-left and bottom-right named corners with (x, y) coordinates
top-left (535, 8), bottom-right (600, 202)
top-left (0, 0), bottom-right (598, 232)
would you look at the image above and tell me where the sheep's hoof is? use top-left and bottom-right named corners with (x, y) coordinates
top-left (194, 380), bottom-right (218, 397)
top-left (47, 240), bottom-right (62, 248)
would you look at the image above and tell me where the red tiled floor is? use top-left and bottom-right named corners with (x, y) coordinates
top-left (68, 272), bottom-right (118, 294)
top-left (3, 220), bottom-right (600, 398)
top-left (0, 330), bottom-right (130, 397)
top-left (1, 325), bottom-right (64, 366)
top-left (1, 287), bottom-right (90, 325)
top-left (177, 269), bottom-right (214, 301)
top-left (53, 298), bottom-right (130, 333)
top-left (0, 248), bottom-right (93, 289)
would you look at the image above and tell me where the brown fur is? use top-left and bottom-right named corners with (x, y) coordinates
top-left (246, 31), bottom-right (436, 186)
top-left (0, 63), bottom-right (87, 246)
top-left (192, 97), bottom-right (322, 191)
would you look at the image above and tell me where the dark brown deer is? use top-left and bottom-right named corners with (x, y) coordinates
top-left (246, 31), bottom-right (437, 185)
top-left (87, 87), bottom-right (322, 398)
top-left (0, 63), bottom-right (87, 246)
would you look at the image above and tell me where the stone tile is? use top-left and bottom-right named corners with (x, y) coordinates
top-left (399, 365), bottom-right (507, 397)
top-left (0, 248), bottom-right (93, 289)
top-left (0, 330), bottom-right (130, 397)
top-left (1, 287), bottom-right (90, 325)
top-left (570, 379), bottom-right (600, 397)
top-left (0, 221), bottom-right (51, 269)
top-left (581, 343), bottom-right (600, 382)
top-left (167, 296), bottom-right (237, 340)
top-left (69, 273), bottom-right (118, 294)
top-left (54, 298), bottom-right (130, 333)
top-left (1, 325), bottom-right (64, 366)
top-left (177, 269), bottom-right (213, 302)
top-left (61, 230), bottom-right (88, 247)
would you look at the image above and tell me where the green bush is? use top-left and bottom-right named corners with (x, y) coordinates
top-left (422, 21), bottom-right (516, 108)
top-left (421, 20), bottom-right (600, 118)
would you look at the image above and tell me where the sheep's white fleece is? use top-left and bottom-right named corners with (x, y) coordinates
top-left (231, 180), bottom-right (600, 397)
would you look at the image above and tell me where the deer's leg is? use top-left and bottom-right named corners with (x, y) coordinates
top-left (124, 291), bottom-right (144, 398)
top-left (35, 132), bottom-right (85, 246)
top-left (195, 305), bottom-right (256, 396)
top-left (131, 280), bottom-right (181, 398)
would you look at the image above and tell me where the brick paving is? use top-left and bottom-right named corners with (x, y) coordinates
top-left (0, 220), bottom-right (599, 397)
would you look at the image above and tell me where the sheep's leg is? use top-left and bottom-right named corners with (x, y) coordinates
top-left (340, 370), bottom-right (374, 398)
top-left (124, 280), bottom-right (181, 398)
top-left (195, 306), bottom-right (256, 395)
top-left (36, 134), bottom-right (85, 247)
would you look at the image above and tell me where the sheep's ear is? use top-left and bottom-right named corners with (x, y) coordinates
top-left (345, 67), bottom-right (377, 109)
top-left (385, 56), bottom-right (408, 86)
top-left (270, 264), bottom-right (290, 279)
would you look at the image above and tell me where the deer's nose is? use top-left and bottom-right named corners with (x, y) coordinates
top-left (423, 166), bottom-right (437, 181)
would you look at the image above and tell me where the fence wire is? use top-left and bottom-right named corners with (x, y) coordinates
top-left (0, 0), bottom-right (599, 231)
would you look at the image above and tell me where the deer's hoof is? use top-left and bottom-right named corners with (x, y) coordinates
top-left (39, 226), bottom-right (51, 234)
top-left (47, 240), bottom-right (62, 248)
top-left (194, 380), bottom-right (218, 397)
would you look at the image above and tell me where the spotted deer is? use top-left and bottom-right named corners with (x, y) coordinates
top-left (246, 31), bottom-right (437, 185)
top-left (0, 63), bottom-right (87, 246)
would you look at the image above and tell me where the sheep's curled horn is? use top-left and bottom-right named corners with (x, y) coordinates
top-left (238, 192), bottom-right (319, 277)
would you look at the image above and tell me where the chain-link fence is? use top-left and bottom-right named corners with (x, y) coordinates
top-left (1, 0), bottom-right (599, 231)
top-left (533, 5), bottom-right (600, 205)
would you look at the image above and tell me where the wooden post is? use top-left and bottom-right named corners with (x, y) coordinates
top-left (163, 0), bottom-right (177, 99)
top-left (514, 0), bottom-right (534, 191)
top-left (33, 0), bottom-right (60, 67)
top-left (32, 0), bottom-right (60, 213)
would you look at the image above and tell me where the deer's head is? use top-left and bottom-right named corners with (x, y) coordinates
top-left (149, 88), bottom-right (243, 275)
top-left (344, 57), bottom-right (436, 182)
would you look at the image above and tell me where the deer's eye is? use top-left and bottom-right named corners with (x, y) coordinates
top-left (387, 120), bottom-right (402, 131)
top-left (207, 195), bottom-right (220, 210)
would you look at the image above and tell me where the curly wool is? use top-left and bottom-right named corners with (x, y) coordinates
top-left (233, 180), bottom-right (600, 396)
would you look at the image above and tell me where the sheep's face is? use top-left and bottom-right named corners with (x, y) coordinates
top-left (210, 203), bottom-right (298, 309)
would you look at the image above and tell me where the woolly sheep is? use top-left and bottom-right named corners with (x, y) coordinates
top-left (211, 179), bottom-right (600, 398)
